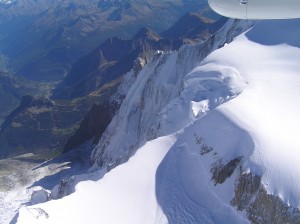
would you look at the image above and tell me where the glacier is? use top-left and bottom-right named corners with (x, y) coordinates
top-left (15, 18), bottom-right (300, 224)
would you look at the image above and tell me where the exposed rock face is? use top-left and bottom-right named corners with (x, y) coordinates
top-left (53, 15), bottom-right (228, 153)
top-left (88, 18), bottom-right (300, 223)
top-left (51, 27), bottom-right (183, 99)
top-left (161, 12), bottom-right (228, 42)
top-left (52, 15), bottom-right (226, 100)
top-left (212, 159), bottom-right (300, 224)
top-left (0, 12), bottom-right (225, 158)
top-left (63, 102), bottom-right (114, 152)
top-left (50, 178), bottom-right (75, 200)
top-left (233, 173), bottom-right (300, 224)
top-left (231, 173), bottom-right (261, 211)
top-left (91, 19), bottom-right (254, 169)
top-left (211, 157), bottom-right (242, 185)
top-left (11, 19), bottom-right (300, 224)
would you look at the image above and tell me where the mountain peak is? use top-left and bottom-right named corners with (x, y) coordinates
top-left (132, 27), bottom-right (161, 41)
top-left (161, 12), bottom-right (226, 41)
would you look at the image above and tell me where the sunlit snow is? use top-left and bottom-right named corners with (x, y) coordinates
top-left (16, 19), bottom-right (300, 223)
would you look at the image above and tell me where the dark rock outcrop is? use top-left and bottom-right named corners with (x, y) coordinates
top-left (63, 102), bottom-right (115, 152)
top-left (0, 70), bottom-right (44, 125)
top-left (212, 157), bottom-right (300, 223)
top-left (232, 173), bottom-right (300, 224)
top-left (211, 157), bottom-right (242, 185)
top-left (0, 94), bottom-right (92, 158)
top-left (161, 12), bottom-right (227, 42)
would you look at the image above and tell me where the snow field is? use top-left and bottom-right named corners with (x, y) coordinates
top-left (18, 136), bottom-right (176, 224)
top-left (16, 19), bottom-right (300, 223)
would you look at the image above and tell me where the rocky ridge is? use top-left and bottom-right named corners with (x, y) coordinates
top-left (12, 18), bottom-right (300, 224)
top-left (90, 18), bottom-right (300, 223)
top-left (0, 12), bottom-right (227, 159)
top-left (0, 0), bottom-right (211, 82)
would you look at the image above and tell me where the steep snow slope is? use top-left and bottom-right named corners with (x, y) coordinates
top-left (91, 19), bottom-right (252, 169)
top-left (0, 154), bottom-right (68, 224)
top-left (0, 144), bottom-right (94, 224)
top-left (15, 19), bottom-right (300, 223)
top-left (212, 19), bottom-right (300, 207)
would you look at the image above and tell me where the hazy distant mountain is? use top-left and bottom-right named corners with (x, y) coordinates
top-left (60, 15), bottom-right (227, 152)
top-left (52, 28), bottom-right (184, 99)
top-left (0, 0), bottom-right (213, 82)
top-left (0, 0), bottom-right (220, 155)
top-left (53, 13), bottom-right (225, 100)
top-left (27, 19), bottom-right (299, 224)
top-left (0, 11), bottom-right (226, 159)
top-left (16, 18), bottom-right (300, 224)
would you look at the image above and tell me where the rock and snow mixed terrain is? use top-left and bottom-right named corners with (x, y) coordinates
top-left (13, 18), bottom-right (300, 224)
top-left (0, 144), bottom-right (94, 223)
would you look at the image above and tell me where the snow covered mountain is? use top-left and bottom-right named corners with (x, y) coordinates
top-left (15, 18), bottom-right (300, 224)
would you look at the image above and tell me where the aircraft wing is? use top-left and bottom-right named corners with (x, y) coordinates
top-left (208, 0), bottom-right (300, 19)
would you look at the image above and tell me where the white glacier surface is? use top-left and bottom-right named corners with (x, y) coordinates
top-left (15, 19), bottom-right (300, 223)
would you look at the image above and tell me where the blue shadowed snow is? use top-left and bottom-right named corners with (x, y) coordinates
top-left (245, 19), bottom-right (300, 47)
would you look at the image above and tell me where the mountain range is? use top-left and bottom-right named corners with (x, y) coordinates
top-left (14, 18), bottom-right (300, 224)
top-left (0, 0), bottom-right (215, 82)
top-left (0, 11), bottom-right (226, 159)
top-left (53, 13), bottom-right (227, 100)
top-left (3, 1), bottom-right (300, 224)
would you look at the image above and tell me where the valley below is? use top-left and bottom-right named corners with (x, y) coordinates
top-left (1, 1), bottom-right (300, 224)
